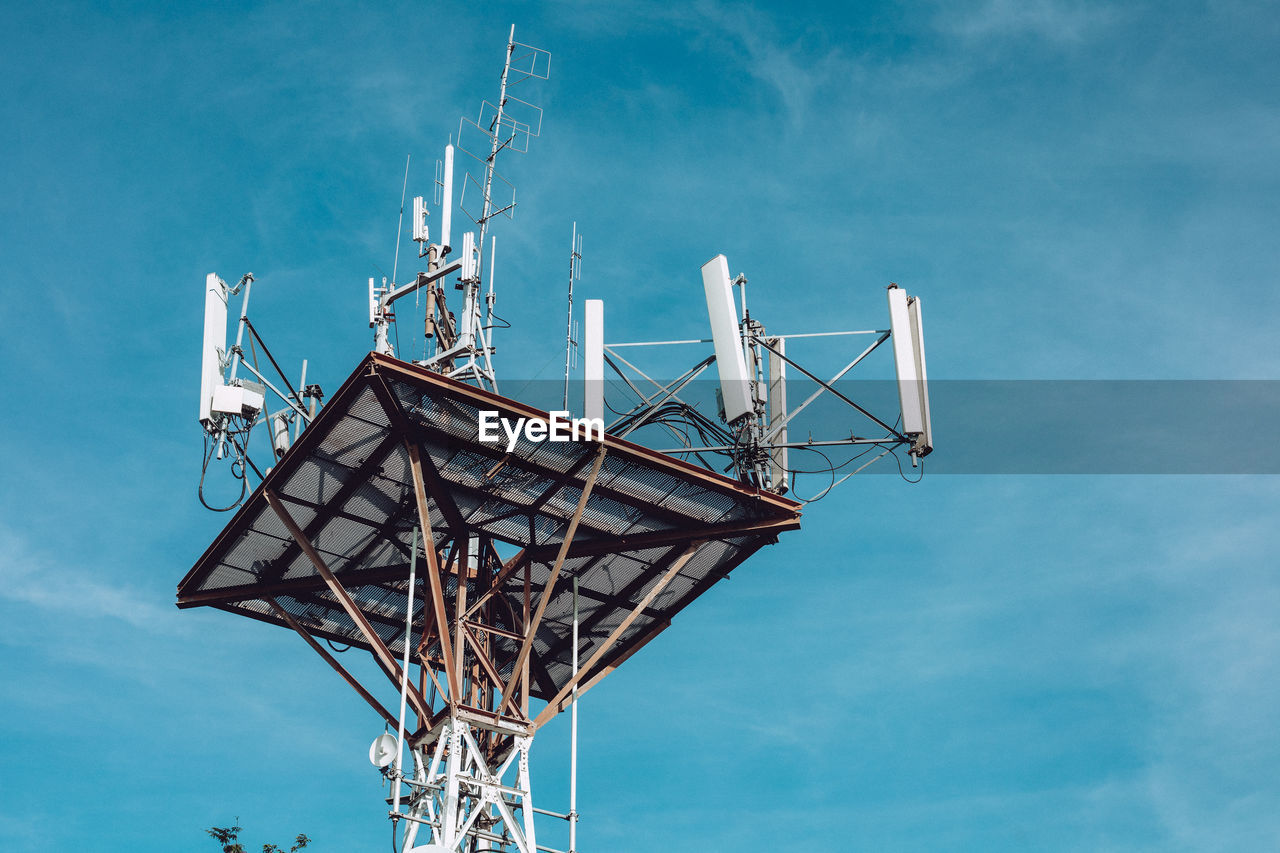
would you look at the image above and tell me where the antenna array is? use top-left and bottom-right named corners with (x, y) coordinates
top-left (583, 256), bottom-right (933, 499)
top-left (368, 25), bottom-right (552, 394)
top-left (197, 272), bottom-right (322, 510)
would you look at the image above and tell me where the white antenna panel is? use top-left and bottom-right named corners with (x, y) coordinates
top-left (461, 232), bottom-right (477, 281)
top-left (368, 277), bottom-right (378, 327)
top-left (584, 299), bottom-right (604, 423)
top-left (701, 254), bottom-right (753, 423)
top-left (412, 196), bottom-right (428, 243)
top-left (200, 273), bottom-right (228, 425)
top-left (441, 143), bottom-right (454, 252)
top-left (887, 286), bottom-right (933, 456)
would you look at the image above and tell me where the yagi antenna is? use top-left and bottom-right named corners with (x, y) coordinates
top-left (409, 26), bottom-right (549, 393)
top-left (455, 26), bottom-right (550, 280)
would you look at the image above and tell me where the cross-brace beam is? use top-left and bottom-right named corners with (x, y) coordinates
top-left (265, 597), bottom-right (399, 728)
top-left (265, 488), bottom-right (432, 722)
top-left (406, 441), bottom-right (461, 704)
top-left (535, 540), bottom-right (701, 728)
top-left (498, 444), bottom-right (607, 717)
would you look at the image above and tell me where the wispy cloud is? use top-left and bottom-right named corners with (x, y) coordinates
top-left (937, 0), bottom-right (1116, 45)
top-left (0, 526), bottom-right (180, 633)
top-left (691, 1), bottom-right (849, 136)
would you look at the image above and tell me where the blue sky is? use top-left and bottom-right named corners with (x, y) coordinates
top-left (2, 1), bottom-right (1279, 850)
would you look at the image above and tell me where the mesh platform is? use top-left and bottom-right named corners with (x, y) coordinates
top-left (177, 353), bottom-right (801, 703)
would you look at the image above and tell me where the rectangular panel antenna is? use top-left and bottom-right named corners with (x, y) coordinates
top-left (584, 299), bottom-right (604, 423)
top-left (461, 232), bottom-right (477, 282)
top-left (701, 255), bottom-right (753, 423)
top-left (200, 273), bottom-right (228, 425)
top-left (887, 286), bottom-right (933, 457)
top-left (412, 196), bottom-right (428, 243)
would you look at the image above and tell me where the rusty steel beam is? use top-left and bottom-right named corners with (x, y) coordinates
top-left (572, 618), bottom-right (671, 704)
top-left (366, 352), bottom-right (802, 511)
top-left (177, 562), bottom-right (420, 608)
top-left (406, 441), bottom-right (460, 703)
top-left (534, 541), bottom-right (701, 729)
top-left (463, 619), bottom-right (522, 642)
top-left (265, 598), bottom-right (400, 728)
top-left (372, 374), bottom-right (468, 534)
top-left (264, 488), bottom-right (432, 722)
top-left (462, 622), bottom-right (507, 702)
top-left (257, 429), bottom-right (404, 585)
top-left (525, 515), bottom-right (799, 562)
top-left (537, 540), bottom-right (695, 665)
top-left (498, 444), bottom-right (607, 716)
top-left (453, 537), bottom-right (469, 704)
top-left (462, 548), bottom-right (528, 621)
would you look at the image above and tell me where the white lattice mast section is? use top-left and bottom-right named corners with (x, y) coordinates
top-left (399, 722), bottom-right (538, 853)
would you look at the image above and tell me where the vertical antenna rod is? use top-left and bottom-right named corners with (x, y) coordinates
top-left (392, 154), bottom-right (411, 287)
top-left (563, 222), bottom-right (582, 410)
top-left (393, 526), bottom-right (419, 817)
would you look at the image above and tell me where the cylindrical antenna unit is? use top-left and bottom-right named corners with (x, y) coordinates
top-left (271, 412), bottom-right (291, 458)
top-left (584, 299), bottom-right (604, 423)
top-left (200, 273), bottom-right (229, 426)
top-left (441, 143), bottom-right (454, 253)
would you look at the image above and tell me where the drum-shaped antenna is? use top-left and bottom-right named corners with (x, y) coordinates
top-left (368, 733), bottom-right (399, 768)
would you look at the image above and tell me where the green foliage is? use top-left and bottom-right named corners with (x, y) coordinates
top-left (206, 820), bottom-right (310, 853)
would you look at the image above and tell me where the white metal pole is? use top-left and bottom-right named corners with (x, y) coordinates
top-left (226, 275), bottom-right (253, 383)
top-left (482, 235), bottom-right (498, 390)
top-left (217, 275), bottom-right (254, 459)
top-left (570, 575), bottom-right (579, 853)
top-left (394, 526), bottom-right (419, 817)
top-left (294, 359), bottom-right (307, 442)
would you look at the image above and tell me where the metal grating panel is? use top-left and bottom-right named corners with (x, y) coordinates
top-left (178, 354), bottom-right (801, 702)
